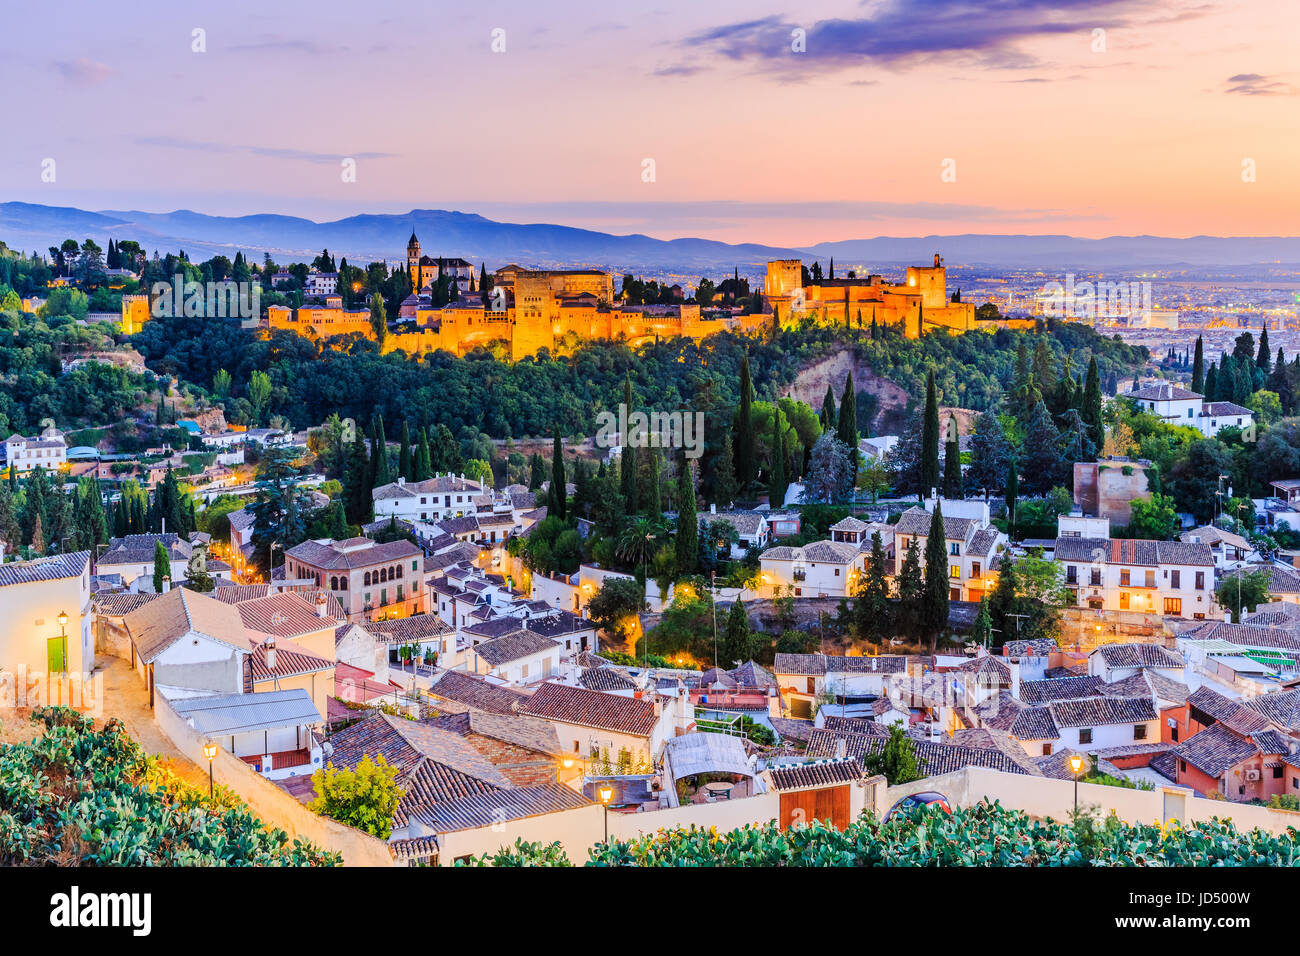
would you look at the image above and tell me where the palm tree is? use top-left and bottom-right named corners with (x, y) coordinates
top-left (616, 516), bottom-right (663, 576)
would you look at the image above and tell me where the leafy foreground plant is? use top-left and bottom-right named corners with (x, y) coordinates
top-left (0, 706), bottom-right (340, 866)
top-left (463, 800), bottom-right (1300, 867)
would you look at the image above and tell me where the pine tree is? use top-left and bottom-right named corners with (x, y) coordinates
top-left (1023, 401), bottom-right (1064, 495)
top-left (895, 539), bottom-right (924, 639)
top-left (551, 429), bottom-right (566, 522)
top-left (920, 371), bottom-right (940, 496)
top-left (943, 416), bottom-right (963, 499)
top-left (1191, 336), bottom-right (1205, 393)
top-left (722, 599), bottom-right (757, 668)
top-left (857, 530), bottom-right (892, 646)
top-left (675, 457), bottom-right (697, 574)
top-left (921, 502), bottom-right (950, 652)
top-left (1083, 356), bottom-right (1104, 452)
top-left (734, 354), bottom-right (756, 496)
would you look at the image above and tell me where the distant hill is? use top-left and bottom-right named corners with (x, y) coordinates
top-left (2, 201), bottom-right (1298, 273)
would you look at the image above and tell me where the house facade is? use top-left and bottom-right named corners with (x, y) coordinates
top-left (1056, 537), bottom-right (1219, 619)
top-left (283, 536), bottom-right (425, 622)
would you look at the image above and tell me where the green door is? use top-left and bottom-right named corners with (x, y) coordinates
top-left (47, 637), bottom-right (65, 673)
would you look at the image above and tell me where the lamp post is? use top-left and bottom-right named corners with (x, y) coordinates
top-left (57, 610), bottom-right (69, 676)
top-left (1067, 752), bottom-right (1086, 815)
top-left (597, 783), bottom-right (614, 843)
top-left (203, 740), bottom-right (218, 799)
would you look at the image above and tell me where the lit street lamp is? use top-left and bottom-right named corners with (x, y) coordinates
top-left (203, 740), bottom-right (218, 799)
top-left (57, 610), bottom-right (69, 676)
top-left (597, 783), bottom-right (614, 843)
top-left (1067, 752), bottom-right (1087, 815)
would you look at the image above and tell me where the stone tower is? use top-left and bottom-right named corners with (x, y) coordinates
top-left (407, 231), bottom-right (421, 294)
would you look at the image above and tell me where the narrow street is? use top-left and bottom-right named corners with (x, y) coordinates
top-left (96, 656), bottom-right (210, 790)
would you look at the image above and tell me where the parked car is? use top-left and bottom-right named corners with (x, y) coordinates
top-left (884, 791), bottom-right (952, 821)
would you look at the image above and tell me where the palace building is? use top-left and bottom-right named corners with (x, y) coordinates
top-left (266, 235), bottom-right (1001, 359)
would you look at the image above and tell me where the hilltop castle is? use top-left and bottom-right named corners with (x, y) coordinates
top-left (265, 234), bottom-right (1004, 360)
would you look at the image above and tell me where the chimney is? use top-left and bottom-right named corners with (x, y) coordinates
top-left (710, 503), bottom-right (716, 514)
top-left (397, 476), bottom-right (405, 487)
top-left (265, 635), bottom-right (277, 672)
top-left (315, 592), bottom-right (329, 618)
top-left (161, 575), bottom-right (171, 594)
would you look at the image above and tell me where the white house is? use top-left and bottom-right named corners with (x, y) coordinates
top-left (1055, 537), bottom-right (1218, 619)
top-left (373, 474), bottom-right (486, 522)
top-left (1123, 383), bottom-right (1254, 439)
top-left (0, 550), bottom-right (92, 679)
top-left (705, 508), bottom-right (770, 559)
top-left (759, 540), bottom-right (864, 598)
top-left (520, 681), bottom-right (683, 765)
top-left (4, 426), bottom-right (68, 475)
top-left (1179, 525), bottom-right (1255, 569)
top-left (466, 628), bottom-right (563, 684)
top-left (1087, 642), bottom-right (1187, 683)
top-left (772, 653), bottom-right (908, 720)
top-left (893, 499), bottom-right (1005, 602)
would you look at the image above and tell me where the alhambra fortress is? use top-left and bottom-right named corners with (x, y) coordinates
top-left (136, 231), bottom-right (1019, 359)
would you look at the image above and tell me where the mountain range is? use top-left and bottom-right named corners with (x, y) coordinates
top-left (3, 201), bottom-right (1299, 274)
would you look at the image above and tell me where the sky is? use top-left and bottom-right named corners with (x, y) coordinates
top-left (2, 0), bottom-right (1297, 244)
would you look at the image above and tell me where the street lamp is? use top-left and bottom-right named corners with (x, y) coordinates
top-left (203, 740), bottom-right (218, 799)
top-left (57, 611), bottom-right (69, 676)
top-left (1067, 752), bottom-right (1087, 815)
top-left (597, 783), bottom-right (614, 843)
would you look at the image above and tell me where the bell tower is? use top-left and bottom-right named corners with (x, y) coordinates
top-left (407, 231), bottom-right (421, 293)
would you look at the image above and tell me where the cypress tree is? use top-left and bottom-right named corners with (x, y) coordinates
top-left (620, 376), bottom-right (639, 514)
top-left (646, 449), bottom-right (661, 515)
top-left (399, 421), bottom-right (412, 481)
top-left (675, 457), bottom-right (697, 574)
top-left (152, 539), bottom-right (171, 593)
top-left (714, 435), bottom-right (738, 508)
top-left (1258, 326), bottom-right (1271, 372)
top-left (329, 499), bottom-right (348, 539)
top-left (370, 416), bottom-right (390, 487)
top-left (1204, 363), bottom-right (1218, 403)
top-left (416, 427), bottom-right (432, 481)
top-left (768, 414), bottom-right (787, 507)
top-left (550, 427), bottom-right (567, 521)
top-left (837, 373), bottom-right (858, 464)
top-left (895, 539), bottom-right (924, 638)
top-left (344, 434), bottom-right (371, 524)
top-left (1083, 356), bottom-right (1104, 452)
top-left (734, 354), bottom-right (756, 496)
top-left (819, 384), bottom-right (837, 433)
top-left (1005, 457), bottom-right (1019, 531)
top-left (920, 371), bottom-right (941, 496)
top-left (922, 502), bottom-right (951, 651)
top-left (1191, 336), bottom-right (1204, 393)
top-left (943, 416), bottom-right (963, 499)
top-left (857, 530), bottom-right (892, 645)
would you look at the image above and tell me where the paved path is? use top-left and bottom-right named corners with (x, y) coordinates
top-left (97, 656), bottom-right (211, 790)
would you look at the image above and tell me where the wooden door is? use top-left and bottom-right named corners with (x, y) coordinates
top-left (779, 785), bottom-right (850, 831)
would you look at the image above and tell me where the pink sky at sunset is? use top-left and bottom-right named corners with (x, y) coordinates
top-left (2, 0), bottom-right (1297, 244)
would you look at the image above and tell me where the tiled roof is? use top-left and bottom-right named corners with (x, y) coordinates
top-left (0, 550), bottom-right (90, 588)
top-left (248, 640), bottom-right (333, 683)
top-left (236, 591), bottom-right (338, 639)
top-left (94, 591), bottom-right (159, 616)
top-left (1055, 537), bottom-right (1213, 567)
top-left (859, 735), bottom-right (1038, 777)
top-left (1048, 696), bottom-right (1157, 729)
top-left (408, 782), bottom-right (592, 833)
top-left (767, 758), bottom-right (862, 791)
top-left (430, 709), bottom-right (563, 756)
top-left (472, 629), bottom-right (559, 667)
top-left (124, 587), bottom-right (250, 663)
top-left (1181, 620), bottom-right (1300, 651)
top-left (579, 667), bottom-right (638, 692)
top-left (1018, 675), bottom-right (1104, 705)
top-left (366, 615), bottom-right (453, 645)
top-left (1242, 688), bottom-right (1300, 732)
top-left (1125, 383), bottom-right (1202, 401)
top-left (1170, 724), bottom-right (1262, 778)
top-left (285, 536), bottom-right (422, 571)
top-left (894, 507), bottom-right (976, 542)
top-left (521, 682), bottom-right (659, 736)
top-left (773, 653), bottom-right (826, 676)
top-left (1091, 643), bottom-right (1185, 669)
top-left (427, 670), bottom-right (527, 715)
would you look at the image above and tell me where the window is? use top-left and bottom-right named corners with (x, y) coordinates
top-left (1042, 743), bottom-right (1052, 756)
top-left (1133, 724), bottom-right (1147, 740)
top-left (1195, 571), bottom-right (1205, 590)
top-left (834, 568), bottom-right (840, 577)
top-left (950, 565), bottom-right (960, 578)
top-left (950, 543), bottom-right (960, 556)
top-left (1090, 568), bottom-right (1102, 587)
top-left (1164, 597), bottom-right (1182, 615)
top-left (1120, 568), bottom-right (1131, 586)
top-left (1170, 570), bottom-right (1180, 589)
top-left (972, 562), bottom-right (981, 577)
top-left (1079, 728), bottom-right (1093, 745)
top-left (1066, 565), bottom-right (1078, 584)
top-left (1119, 592), bottom-right (1130, 610)
top-left (1273, 765), bottom-right (1283, 779)
top-left (1144, 570), bottom-right (1155, 588)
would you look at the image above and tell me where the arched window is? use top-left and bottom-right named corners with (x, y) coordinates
top-left (396, 564), bottom-right (403, 579)
top-left (363, 571), bottom-right (371, 587)
top-left (340, 577), bottom-right (348, 590)
top-left (330, 576), bottom-right (338, 591)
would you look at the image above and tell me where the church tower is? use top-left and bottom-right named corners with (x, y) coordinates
top-left (407, 230), bottom-right (421, 293)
